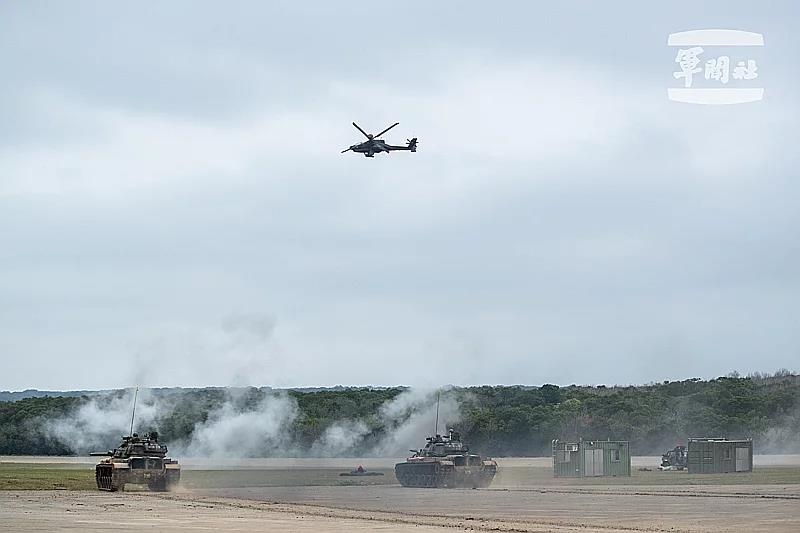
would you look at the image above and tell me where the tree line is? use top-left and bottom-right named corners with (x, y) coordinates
top-left (0, 372), bottom-right (797, 456)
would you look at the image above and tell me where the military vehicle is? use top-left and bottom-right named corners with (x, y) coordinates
top-left (394, 429), bottom-right (497, 488)
top-left (339, 465), bottom-right (384, 477)
top-left (91, 431), bottom-right (181, 491)
top-left (91, 387), bottom-right (180, 491)
top-left (660, 444), bottom-right (688, 470)
top-left (341, 121), bottom-right (417, 157)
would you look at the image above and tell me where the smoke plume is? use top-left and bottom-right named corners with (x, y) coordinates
top-left (372, 388), bottom-right (462, 456)
top-left (180, 391), bottom-right (298, 457)
top-left (45, 386), bottom-right (467, 457)
top-left (44, 388), bottom-right (164, 454)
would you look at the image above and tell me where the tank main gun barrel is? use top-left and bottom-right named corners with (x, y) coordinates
top-left (89, 451), bottom-right (113, 456)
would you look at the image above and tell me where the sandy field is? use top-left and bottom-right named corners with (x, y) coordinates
top-left (0, 491), bottom-right (449, 532)
top-left (2, 456), bottom-right (799, 532)
top-left (2, 484), bottom-right (799, 533)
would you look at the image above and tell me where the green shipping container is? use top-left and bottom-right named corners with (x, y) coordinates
top-left (687, 438), bottom-right (753, 474)
top-left (552, 439), bottom-right (631, 477)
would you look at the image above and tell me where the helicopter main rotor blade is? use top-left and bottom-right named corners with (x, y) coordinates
top-left (352, 122), bottom-right (371, 140)
top-left (341, 147), bottom-right (352, 153)
top-left (374, 122), bottom-right (399, 138)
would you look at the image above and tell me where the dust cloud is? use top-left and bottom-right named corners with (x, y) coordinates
top-left (45, 386), bottom-right (466, 458)
top-left (44, 388), bottom-right (165, 454)
top-left (180, 391), bottom-right (298, 457)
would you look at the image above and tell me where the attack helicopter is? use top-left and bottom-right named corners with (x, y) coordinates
top-left (341, 122), bottom-right (417, 157)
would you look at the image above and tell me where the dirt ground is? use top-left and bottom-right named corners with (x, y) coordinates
top-left (0, 491), bottom-right (449, 532)
top-left (2, 485), bottom-right (799, 533)
top-left (198, 484), bottom-right (800, 532)
top-left (2, 456), bottom-right (799, 532)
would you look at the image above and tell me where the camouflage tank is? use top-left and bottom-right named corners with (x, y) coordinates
top-left (395, 429), bottom-right (497, 488)
top-left (91, 431), bottom-right (180, 492)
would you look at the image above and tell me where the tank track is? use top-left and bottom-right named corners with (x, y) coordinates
top-left (395, 462), bottom-right (440, 487)
top-left (95, 464), bottom-right (121, 492)
top-left (150, 470), bottom-right (180, 492)
top-left (395, 462), bottom-right (495, 488)
top-left (95, 464), bottom-right (180, 492)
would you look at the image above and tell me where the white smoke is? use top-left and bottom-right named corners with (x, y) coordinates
top-left (305, 388), bottom-right (465, 457)
top-left (44, 387), bottom-right (299, 458)
top-left (44, 388), bottom-right (164, 454)
top-left (309, 419), bottom-right (370, 457)
top-left (44, 386), bottom-right (468, 457)
top-left (180, 391), bottom-right (298, 457)
top-left (372, 388), bottom-right (462, 456)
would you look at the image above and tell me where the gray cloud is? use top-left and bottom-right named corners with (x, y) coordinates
top-left (1, 1), bottom-right (799, 390)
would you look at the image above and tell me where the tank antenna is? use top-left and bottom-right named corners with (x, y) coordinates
top-left (129, 386), bottom-right (139, 438)
top-left (434, 391), bottom-right (440, 435)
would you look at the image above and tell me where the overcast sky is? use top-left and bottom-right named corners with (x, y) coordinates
top-left (1, 1), bottom-right (798, 390)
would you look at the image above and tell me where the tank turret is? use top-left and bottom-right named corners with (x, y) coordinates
top-left (93, 431), bottom-right (180, 492)
top-left (394, 429), bottom-right (497, 488)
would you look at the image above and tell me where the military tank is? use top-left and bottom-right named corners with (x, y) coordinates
top-left (395, 429), bottom-right (497, 488)
top-left (91, 431), bottom-right (180, 492)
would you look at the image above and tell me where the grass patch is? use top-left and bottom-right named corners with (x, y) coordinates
top-left (0, 464), bottom-right (397, 491)
top-left (0, 464), bottom-right (95, 490)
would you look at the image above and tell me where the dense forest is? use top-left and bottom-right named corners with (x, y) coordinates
top-left (1, 372), bottom-right (798, 457)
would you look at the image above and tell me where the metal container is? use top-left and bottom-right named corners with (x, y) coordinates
top-left (687, 438), bottom-right (753, 474)
top-left (552, 439), bottom-right (631, 477)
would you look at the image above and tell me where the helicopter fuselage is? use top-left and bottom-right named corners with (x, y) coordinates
top-left (345, 139), bottom-right (417, 157)
top-left (343, 122), bottom-right (417, 157)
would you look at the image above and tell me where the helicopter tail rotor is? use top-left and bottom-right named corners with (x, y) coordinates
top-left (407, 138), bottom-right (417, 152)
